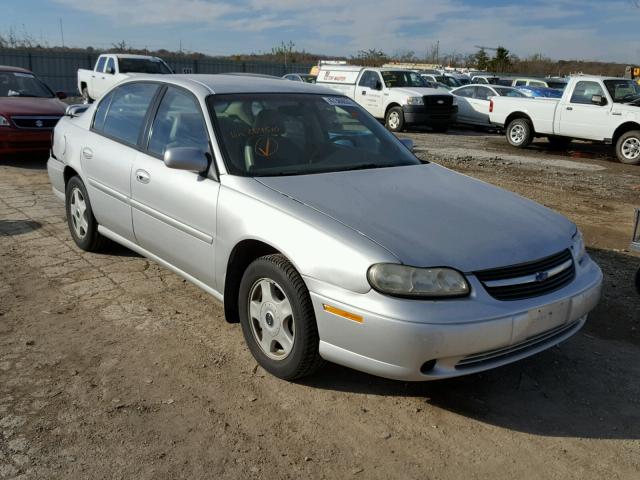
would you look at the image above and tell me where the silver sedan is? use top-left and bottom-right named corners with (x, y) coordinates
top-left (451, 84), bottom-right (526, 127)
top-left (47, 74), bottom-right (603, 381)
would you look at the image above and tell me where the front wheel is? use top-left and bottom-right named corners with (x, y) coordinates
top-left (81, 87), bottom-right (93, 104)
top-left (385, 106), bottom-right (405, 132)
top-left (616, 131), bottom-right (640, 165)
top-left (238, 254), bottom-right (324, 380)
top-left (506, 118), bottom-right (533, 148)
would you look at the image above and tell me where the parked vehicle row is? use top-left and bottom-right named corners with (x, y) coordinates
top-left (489, 75), bottom-right (640, 164)
top-left (450, 85), bottom-right (524, 127)
top-left (47, 74), bottom-right (602, 382)
top-left (0, 66), bottom-right (67, 156)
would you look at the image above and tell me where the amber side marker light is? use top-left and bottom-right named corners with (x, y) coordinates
top-left (322, 304), bottom-right (363, 323)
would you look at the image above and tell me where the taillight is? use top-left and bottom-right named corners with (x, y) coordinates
top-left (489, 99), bottom-right (494, 113)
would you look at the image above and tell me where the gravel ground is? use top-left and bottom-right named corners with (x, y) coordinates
top-left (1, 130), bottom-right (639, 479)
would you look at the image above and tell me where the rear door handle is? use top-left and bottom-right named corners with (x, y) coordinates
top-left (362, 90), bottom-right (366, 95)
top-left (566, 106), bottom-right (573, 111)
top-left (612, 112), bottom-right (622, 116)
top-left (135, 169), bottom-right (150, 184)
top-left (81, 147), bottom-right (93, 159)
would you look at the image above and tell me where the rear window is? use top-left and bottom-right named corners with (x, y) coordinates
top-left (119, 58), bottom-right (172, 74)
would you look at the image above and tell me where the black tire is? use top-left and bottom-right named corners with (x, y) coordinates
top-left (635, 268), bottom-right (640, 295)
top-left (238, 254), bottom-right (324, 380)
top-left (81, 87), bottom-right (93, 104)
top-left (548, 136), bottom-right (572, 148)
top-left (615, 130), bottom-right (640, 165)
top-left (506, 118), bottom-right (533, 148)
top-left (65, 176), bottom-right (108, 252)
top-left (385, 106), bottom-right (405, 132)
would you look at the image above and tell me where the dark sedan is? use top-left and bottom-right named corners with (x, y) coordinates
top-left (0, 66), bottom-right (67, 156)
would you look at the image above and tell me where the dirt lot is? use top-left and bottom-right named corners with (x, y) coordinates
top-left (1, 131), bottom-right (639, 479)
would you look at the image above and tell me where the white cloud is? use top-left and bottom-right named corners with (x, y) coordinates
top-left (52, 0), bottom-right (640, 62)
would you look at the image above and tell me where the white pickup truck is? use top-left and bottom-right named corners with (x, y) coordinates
top-left (490, 75), bottom-right (640, 164)
top-left (77, 54), bottom-right (172, 103)
top-left (316, 64), bottom-right (457, 132)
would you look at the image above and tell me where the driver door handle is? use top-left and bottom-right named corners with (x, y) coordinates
top-left (566, 106), bottom-right (573, 111)
top-left (135, 169), bottom-right (150, 184)
top-left (362, 90), bottom-right (366, 95)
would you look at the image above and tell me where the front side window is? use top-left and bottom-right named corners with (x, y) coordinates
top-left (358, 71), bottom-right (380, 89)
top-left (515, 80), bottom-right (527, 86)
top-left (0, 72), bottom-right (53, 98)
top-left (454, 87), bottom-right (475, 98)
top-left (570, 81), bottom-right (606, 105)
top-left (98, 82), bottom-right (159, 145)
top-left (148, 87), bottom-right (210, 157)
top-left (96, 57), bottom-right (106, 72)
top-left (209, 94), bottom-right (421, 177)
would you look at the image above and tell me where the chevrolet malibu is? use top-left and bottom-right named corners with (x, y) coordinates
top-left (47, 75), bottom-right (603, 381)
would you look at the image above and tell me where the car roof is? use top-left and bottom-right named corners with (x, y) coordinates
top-left (106, 54), bottom-right (163, 60)
top-left (0, 65), bottom-right (33, 74)
top-left (120, 73), bottom-right (340, 96)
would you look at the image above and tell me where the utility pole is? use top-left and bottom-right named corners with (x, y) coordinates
top-left (436, 40), bottom-right (439, 65)
top-left (59, 18), bottom-right (65, 47)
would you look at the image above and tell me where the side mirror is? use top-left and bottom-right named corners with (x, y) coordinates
top-left (399, 138), bottom-right (414, 152)
top-left (375, 80), bottom-right (383, 91)
top-left (164, 147), bottom-right (209, 173)
top-left (591, 94), bottom-right (607, 106)
top-left (56, 91), bottom-right (67, 100)
top-left (64, 104), bottom-right (90, 117)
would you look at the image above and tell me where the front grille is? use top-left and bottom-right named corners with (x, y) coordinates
top-left (423, 95), bottom-right (454, 107)
top-left (455, 320), bottom-right (581, 370)
top-left (475, 249), bottom-right (575, 301)
top-left (11, 116), bottom-right (61, 130)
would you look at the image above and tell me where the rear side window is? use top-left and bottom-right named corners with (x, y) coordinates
top-left (147, 87), bottom-right (210, 157)
top-left (105, 57), bottom-right (115, 74)
top-left (92, 90), bottom-right (115, 131)
top-left (96, 83), bottom-right (159, 145)
top-left (515, 80), bottom-right (527, 86)
top-left (455, 87), bottom-right (475, 98)
top-left (95, 57), bottom-right (106, 72)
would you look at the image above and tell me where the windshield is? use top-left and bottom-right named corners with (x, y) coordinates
top-left (381, 71), bottom-right (428, 88)
top-left (209, 94), bottom-right (421, 177)
top-left (0, 71), bottom-right (54, 98)
top-left (118, 58), bottom-right (172, 74)
top-left (604, 79), bottom-right (640, 103)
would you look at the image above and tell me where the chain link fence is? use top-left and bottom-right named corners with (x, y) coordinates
top-left (0, 49), bottom-right (315, 94)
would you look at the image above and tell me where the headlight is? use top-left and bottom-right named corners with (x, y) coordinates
top-left (367, 264), bottom-right (470, 298)
top-left (0, 115), bottom-right (10, 127)
top-left (406, 97), bottom-right (424, 106)
top-left (572, 229), bottom-right (587, 263)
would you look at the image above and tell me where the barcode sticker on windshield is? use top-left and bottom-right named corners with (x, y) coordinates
top-left (323, 96), bottom-right (357, 107)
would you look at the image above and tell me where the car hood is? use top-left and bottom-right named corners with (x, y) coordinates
top-left (0, 97), bottom-right (67, 117)
top-left (390, 87), bottom-right (451, 97)
top-left (256, 164), bottom-right (575, 272)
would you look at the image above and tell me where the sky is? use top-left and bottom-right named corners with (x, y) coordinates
top-left (2, 0), bottom-right (640, 63)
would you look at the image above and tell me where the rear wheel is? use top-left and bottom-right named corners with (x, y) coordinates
top-left (238, 254), bottom-right (324, 380)
top-left (506, 118), bottom-right (533, 148)
top-left (65, 176), bottom-right (108, 251)
top-left (616, 131), bottom-right (640, 165)
top-left (385, 107), bottom-right (405, 132)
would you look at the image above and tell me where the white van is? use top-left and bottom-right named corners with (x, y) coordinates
top-left (316, 64), bottom-right (457, 132)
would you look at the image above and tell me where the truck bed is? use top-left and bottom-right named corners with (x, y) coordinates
top-left (490, 96), bottom-right (559, 135)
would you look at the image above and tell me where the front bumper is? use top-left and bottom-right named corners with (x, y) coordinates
top-left (306, 256), bottom-right (602, 381)
top-left (402, 105), bottom-right (458, 127)
top-left (0, 128), bottom-right (52, 154)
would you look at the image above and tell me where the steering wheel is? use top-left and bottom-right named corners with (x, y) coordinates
top-left (308, 135), bottom-right (356, 164)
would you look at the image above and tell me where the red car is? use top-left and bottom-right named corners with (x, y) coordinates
top-left (0, 66), bottom-right (67, 156)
